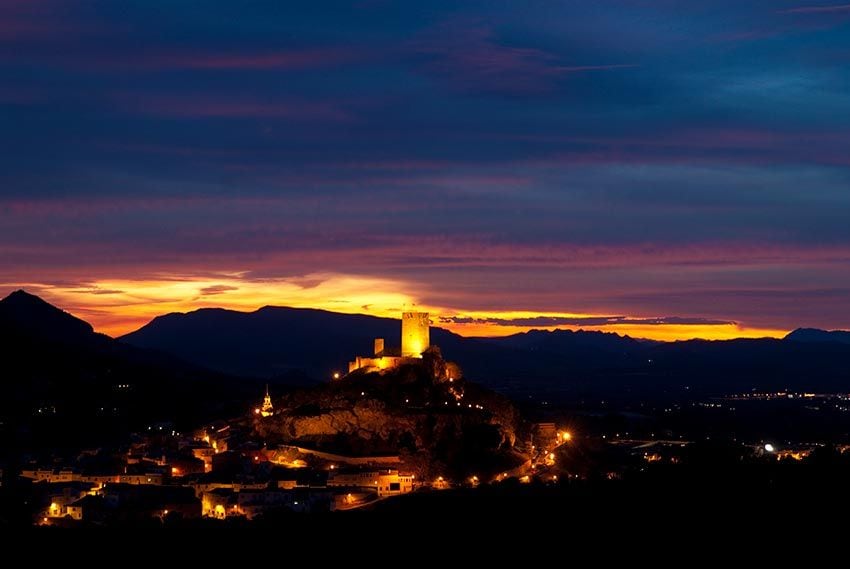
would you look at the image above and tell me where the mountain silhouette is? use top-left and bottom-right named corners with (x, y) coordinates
top-left (121, 304), bottom-right (850, 397)
top-left (476, 328), bottom-right (651, 360)
top-left (0, 290), bottom-right (260, 449)
top-left (120, 306), bottom-right (537, 380)
top-left (5, 288), bottom-right (849, 430)
top-left (0, 289), bottom-right (96, 343)
top-left (784, 328), bottom-right (850, 345)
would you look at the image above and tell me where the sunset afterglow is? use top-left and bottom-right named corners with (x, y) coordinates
top-left (10, 275), bottom-right (787, 341)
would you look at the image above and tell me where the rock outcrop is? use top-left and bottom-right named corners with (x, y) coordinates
top-left (254, 353), bottom-right (527, 478)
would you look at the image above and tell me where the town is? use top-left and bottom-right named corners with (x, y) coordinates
top-left (13, 312), bottom-right (570, 524)
top-left (20, 405), bottom-right (576, 524)
top-left (6, 311), bottom-right (850, 525)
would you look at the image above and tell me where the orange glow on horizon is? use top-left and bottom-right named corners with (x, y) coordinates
top-left (443, 321), bottom-right (788, 341)
top-left (6, 273), bottom-right (789, 342)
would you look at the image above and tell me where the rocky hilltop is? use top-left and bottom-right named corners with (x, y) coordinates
top-left (253, 348), bottom-right (528, 479)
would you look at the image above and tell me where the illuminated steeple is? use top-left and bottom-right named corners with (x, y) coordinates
top-left (261, 384), bottom-right (274, 417)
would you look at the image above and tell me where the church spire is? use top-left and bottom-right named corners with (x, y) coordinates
top-left (260, 384), bottom-right (274, 417)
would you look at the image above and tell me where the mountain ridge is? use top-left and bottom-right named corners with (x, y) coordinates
top-left (785, 327), bottom-right (850, 345)
top-left (119, 301), bottom-right (850, 396)
top-left (5, 290), bottom-right (850, 403)
top-left (0, 289), bottom-right (261, 449)
top-left (0, 289), bottom-right (97, 343)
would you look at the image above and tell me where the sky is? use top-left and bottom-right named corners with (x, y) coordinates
top-left (2, 1), bottom-right (850, 340)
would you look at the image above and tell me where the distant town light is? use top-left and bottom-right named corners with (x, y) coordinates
top-left (764, 443), bottom-right (775, 452)
top-left (333, 372), bottom-right (340, 380)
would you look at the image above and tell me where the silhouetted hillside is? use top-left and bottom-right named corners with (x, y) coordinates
top-left (254, 351), bottom-right (527, 480)
top-left (0, 290), bottom-right (261, 451)
top-left (477, 328), bottom-right (649, 362)
top-left (785, 328), bottom-right (850, 345)
top-left (1, 290), bottom-right (96, 344)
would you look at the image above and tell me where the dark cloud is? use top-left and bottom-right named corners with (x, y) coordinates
top-left (439, 316), bottom-right (734, 327)
top-left (68, 288), bottom-right (125, 295)
top-left (781, 4), bottom-right (850, 14)
top-left (199, 285), bottom-right (239, 296)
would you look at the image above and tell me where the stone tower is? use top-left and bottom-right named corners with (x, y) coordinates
top-left (401, 312), bottom-right (430, 357)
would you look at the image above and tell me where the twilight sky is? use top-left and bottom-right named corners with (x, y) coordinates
top-left (2, 1), bottom-right (850, 339)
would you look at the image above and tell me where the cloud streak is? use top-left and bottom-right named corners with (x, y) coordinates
top-left (410, 22), bottom-right (635, 95)
top-left (439, 315), bottom-right (735, 327)
top-left (780, 4), bottom-right (850, 14)
top-left (113, 93), bottom-right (354, 121)
top-left (144, 48), bottom-right (358, 70)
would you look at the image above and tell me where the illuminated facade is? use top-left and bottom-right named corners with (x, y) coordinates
top-left (260, 385), bottom-right (274, 417)
top-left (401, 312), bottom-right (430, 357)
top-left (347, 312), bottom-right (431, 374)
top-left (327, 468), bottom-right (414, 497)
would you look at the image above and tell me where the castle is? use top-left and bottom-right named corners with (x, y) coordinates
top-left (347, 312), bottom-right (431, 374)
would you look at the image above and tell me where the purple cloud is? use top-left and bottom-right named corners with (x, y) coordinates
top-left (112, 93), bottom-right (354, 122)
top-left (439, 315), bottom-right (735, 327)
top-left (409, 22), bottom-right (634, 95)
top-left (199, 284), bottom-right (239, 296)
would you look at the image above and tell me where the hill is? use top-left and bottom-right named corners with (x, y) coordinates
top-left (785, 328), bottom-right (850, 345)
top-left (0, 290), bottom-right (260, 451)
top-left (252, 349), bottom-right (527, 479)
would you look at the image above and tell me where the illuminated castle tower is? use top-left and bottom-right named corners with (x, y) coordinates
top-left (401, 312), bottom-right (430, 357)
top-left (260, 385), bottom-right (274, 417)
top-left (348, 312), bottom-right (432, 373)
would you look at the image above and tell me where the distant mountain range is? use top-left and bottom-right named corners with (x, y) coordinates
top-left (119, 306), bottom-right (654, 382)
top-left (119, 300), bottom-right (850, 397)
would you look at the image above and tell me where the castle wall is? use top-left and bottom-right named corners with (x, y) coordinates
top-left (347, 355), bottom-right (420, 374)
top-left (347, 312), bottom-right (431, 374)
top-left (401, 312), bottom-right (430, 357)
